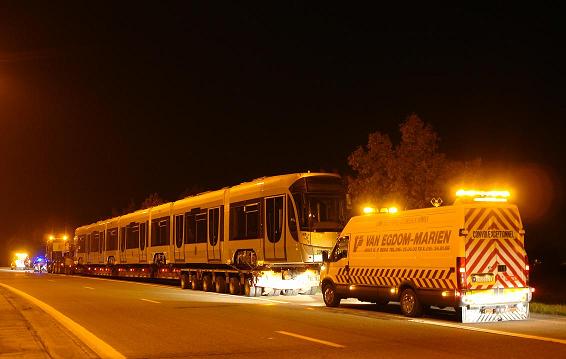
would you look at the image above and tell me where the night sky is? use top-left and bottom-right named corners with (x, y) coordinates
top-left (1, 3), bottom-right (565, 265)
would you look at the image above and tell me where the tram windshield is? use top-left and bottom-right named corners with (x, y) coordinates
top-left (290, 176), bottom-right (347, 232)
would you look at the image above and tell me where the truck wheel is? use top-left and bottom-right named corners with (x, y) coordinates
top-left (215, 276), bottom-right (226, 293)
top-left (180, 274), bottom-right (190, 289)
top-left (322, 283), bottom-right (341, 307)
top-left (203, 275), bottom-right (213, 292)
top-left (229, 277), bottom-right (241, 295)
top-left (400, 288), bottom-right (423, 317)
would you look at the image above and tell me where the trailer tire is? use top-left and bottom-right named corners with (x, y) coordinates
top-left (215, 276), bottom-right (226, 293)
top-left (244, 278), bottom-right (256, 297)
top-left (400, 288), bottom-right (423, 317)
top-left (180, 274), bottom-right (190, 289)
top-left (322, 283), bottom-right (341, 307)
top-left (229, 277), bottom-right (241, 295)
top-left (191, 276), bottom-right (201, 290)
top-left (203, 275), bottom-right (213, 292)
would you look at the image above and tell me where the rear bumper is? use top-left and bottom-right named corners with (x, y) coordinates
top-left (459, 287), bottom-right (532, 323)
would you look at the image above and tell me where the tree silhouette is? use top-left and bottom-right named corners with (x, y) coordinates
top-left (348, 113), bottom-right (481, 210)
top-left (140, 193), bottom-right (165, 209)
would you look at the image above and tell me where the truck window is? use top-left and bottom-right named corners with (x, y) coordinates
top-left (331, 236), bottom-right (349, 261)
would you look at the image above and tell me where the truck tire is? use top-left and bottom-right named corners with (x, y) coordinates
top-left (180, 274), bottom-right (190, 289)
top-left (400, 288), bottom-right (423, 317)
top-left (203, 275), bottom-right (213, 292)
top-left (215, 276), bottom-right (226, 293)
top-left (229, 277), bottom-right (241, 295)
top-left (322, 283), bottom-right (341, 307)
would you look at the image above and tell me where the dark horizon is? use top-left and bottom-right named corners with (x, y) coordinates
top-left (1, 3), bottom-right (565, 265)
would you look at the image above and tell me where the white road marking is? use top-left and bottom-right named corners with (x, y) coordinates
top-left (276, 330), bottom-right (345, 348)
top-left (140, 298), bottom-right (161, 304)
top-left (83, 286), bottom-right (94, 290)
top-left (409, 318), bottom-right (566, 345)
top-left (0, 283), bottom-right (125, 359)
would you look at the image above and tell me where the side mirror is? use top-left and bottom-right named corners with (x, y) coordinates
top-left (322, 250), bottom-right (329, 263)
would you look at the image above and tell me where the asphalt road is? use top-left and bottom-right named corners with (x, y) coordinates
top-left (1, 268), bottom-right (565, 358)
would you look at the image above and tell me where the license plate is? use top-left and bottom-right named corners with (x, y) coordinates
top-left (472, 273), bottom-right (494, 283)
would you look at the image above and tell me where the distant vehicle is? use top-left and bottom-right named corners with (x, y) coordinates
top-left (33, 256), bottom-right (47, 273)
top-left (11, 253), bottom-right (29, 270)
top-left (320, 190), bottom-right (533, 323)
top-left (73, 173), bottom-right (347, 296)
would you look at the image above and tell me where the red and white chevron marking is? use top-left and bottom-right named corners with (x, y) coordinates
top-left (464, 206), bottom-right (527, 290)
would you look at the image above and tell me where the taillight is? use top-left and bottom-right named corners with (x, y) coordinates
top-left (524, 255), bottom-right (530, 286)
top-left (456, 257), bottom-right (467, 290)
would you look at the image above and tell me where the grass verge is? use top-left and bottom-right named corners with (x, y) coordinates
top-left (530, 302), bottom-right (566, 316)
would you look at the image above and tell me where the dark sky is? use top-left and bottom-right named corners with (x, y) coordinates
top-left (1, 2), bottom-right (565, 264)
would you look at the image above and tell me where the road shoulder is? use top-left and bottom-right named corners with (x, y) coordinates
top-left (0, 285), bottom-right (98, 359)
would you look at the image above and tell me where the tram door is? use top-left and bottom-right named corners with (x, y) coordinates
top-left (264, 196), bottom-right (286, 260)
top-left (139, 222), bottom-right (148, 262)
top-left (207, 207), bottom-right (221, 261)
top-left (99, 231), bottom-right (105, 263)
top-left (174, 215), bottom-right (185, 262)
top-left (86, 233), bottom-right (91, 263)
top-left (119, 228), bottom-right (127, 263)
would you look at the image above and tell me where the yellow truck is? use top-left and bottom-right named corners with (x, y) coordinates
top-left (320, 190), bottom-right (533, 323)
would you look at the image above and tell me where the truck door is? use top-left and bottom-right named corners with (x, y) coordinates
top-left (264, 196), bottom-right (286, 261)
top-left (207, 207), bottom-right (221, 262)
top-left (329, 236), bottom-right (350, 288)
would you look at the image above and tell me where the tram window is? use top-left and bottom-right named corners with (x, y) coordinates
top-left (175, 215), bottom-right (184, 248)
top-left (246, 203), bottom-right (259, 238)
top-left (288, 195), bottom-right (299, 242)
top-left (209, 208), bottom-right (220, 246)
top-left (91, 232), bottom-right (99, 252)
top-left (230, 201), bottom-right (261, 240)
top-left (140, 222), bottom-right (147, 250)
top-left (126, 223), bottom-right (139, 249)
top-left (196, 213), bottom-right (207, 243)
top-left (185, 213), bottom-right (196, 244)
top-left (78, 235), bottom-right (86, 252)
top-left (99, 231), bottom-right (105, 253)
top-left (86, 234), bottom-right (91, 252)
top-left (266, 197), bottom-right (283, 244)
top-left (120, 227), bottom-right (126, 251)
top-left (106, 228), bottom-right (118, 251)
top-left (151, 217), bottom-right (170, 246)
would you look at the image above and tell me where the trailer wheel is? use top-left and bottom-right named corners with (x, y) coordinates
top-left (191, 276), bottom-right (201, 290)
top-left (203, 275), bottom-right (213, 292)
top-left (180, 274), bottom-right (190, 289)
top-left (244, 278), bottom-right (257, 297)
top-left (322, 283), bottom-right (341, 307)
top-left (229, 277), bottom-right (241, 295)
top-left (215, 276), bottom-right (226, 293)
top-left (400, 288), bottom-right (423, 317)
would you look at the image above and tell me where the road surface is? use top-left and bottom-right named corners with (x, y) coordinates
top-left (1, 268), bottom-right (565, 358)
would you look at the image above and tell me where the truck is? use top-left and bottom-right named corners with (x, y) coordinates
top-left (320, 190), bottom-right (533, 323)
